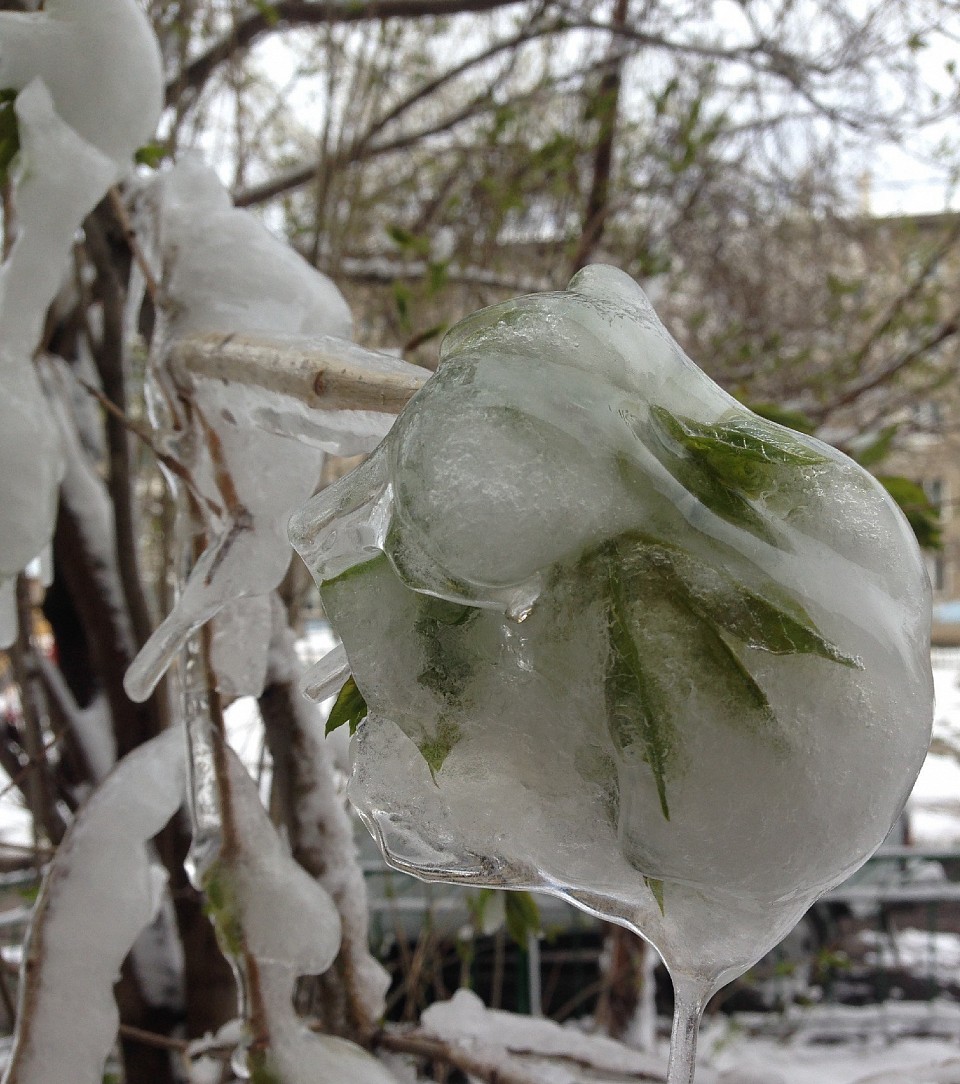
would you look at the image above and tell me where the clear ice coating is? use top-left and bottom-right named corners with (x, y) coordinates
top-left (289, 265), bottom-right (933, 1069)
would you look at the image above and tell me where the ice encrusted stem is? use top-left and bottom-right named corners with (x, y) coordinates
top-left (170, 331), bottom-right (427, 413)
top-left (665, 973), bottom-right (709, 1084)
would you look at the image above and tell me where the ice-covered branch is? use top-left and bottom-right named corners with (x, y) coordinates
top-left (171, 331), bottom-right (427, 415)
top-left (378, 989), bottom-right (669, 1083)
top-left (2, 728), bottom-right (185, 1084)
top-left (259, 596), bottom-right (389, 1036)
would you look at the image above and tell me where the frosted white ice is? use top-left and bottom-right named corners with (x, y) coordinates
top-left (0, 0), bottom-right (162, 168)
top-left (220, 750), bottom-right (397, 1084)
top-left (124, 160), bottom-right (404, 702)
top-left (0, 82), bottom-right (114, 583)
top-left (0, 0), bottom-right (162, 600)
top-left (290, 265), bottom-right (933, 1004)
top-left (2, 727), bottom-right (185, 1084)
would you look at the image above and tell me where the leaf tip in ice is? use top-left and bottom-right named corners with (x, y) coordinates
top-left (326, 675), bottom-right (367, 737)
top-left (644, 876), bottom-right (666, 916)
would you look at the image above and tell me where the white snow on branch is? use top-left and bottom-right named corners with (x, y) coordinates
top-left (0, 0), bottom-right (162, 639)
top-left (2, 726), bottom-right (186, 1084)
top-left (265, 597), bottom-right (390, 1030)
top-left (420, 989), bottom-right (675, 1084)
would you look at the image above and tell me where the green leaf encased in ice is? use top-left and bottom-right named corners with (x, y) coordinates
top-left (644, 876), bottom-right (665, 916)
top-left (418, 717), bottom-right (462, 779)
top-left (652, 407), bottom-right (828, 497)
top-left (589, 532), bottom-right (858, 823)
top-left (0, 89), bottom-right (20, 188)
top-left (325, 676), bottom-right (368, 737)
top-left (603, 555), bottom-right (676, 820)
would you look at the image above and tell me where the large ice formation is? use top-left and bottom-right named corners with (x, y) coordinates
top-left (290, 265), bottom-right (933, 996)
top-left (124, 160), bottom-right (414, 701)
top-left (0, 0), bottom-right (162, 643)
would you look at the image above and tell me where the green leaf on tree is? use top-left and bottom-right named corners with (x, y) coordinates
top-left (638, 541), bottom-right (860, 668)
top-left (876, 474), bottom-right (942, 549)
top-left (325, 675), bottom-right (367, 737)
top-left (134, 142), bottom-right (168, 168)
top-left (602, 551), bottom-right (677, 820)
top-left (587, 531), bottom-right (856, 822)
top-left (652, 406), bottom-right (827, 496)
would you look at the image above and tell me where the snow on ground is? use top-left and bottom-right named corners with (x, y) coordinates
top-left (907, 649), bottom-right (960, 846)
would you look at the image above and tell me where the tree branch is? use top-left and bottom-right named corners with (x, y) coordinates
top-left (170, 331), bottom-right (428, 412)
top-left (168, 0), bottom-right (528, 108)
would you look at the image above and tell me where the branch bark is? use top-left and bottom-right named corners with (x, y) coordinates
top-left (168, 0), bottom-right (528, 108)
top-left (170, 331), bottom-right (428, 412)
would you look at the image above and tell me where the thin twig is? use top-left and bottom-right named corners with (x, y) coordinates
top-left (107, 186), bottom-right (160, 304)
top-left (76, 378), bottom-right (224, 517)
top-left (118, 1023), bottom-right (190, 1053)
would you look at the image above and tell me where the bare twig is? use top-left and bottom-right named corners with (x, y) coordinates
top-left (76, 377), bottom-right (224, 517)
top-left (106, 186), bottom-right (160, 304)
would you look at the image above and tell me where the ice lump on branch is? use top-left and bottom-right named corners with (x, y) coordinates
top-left (124, 160), bottom-right (419, 701)
top-left (0, 0), bottom-right (162, 643)
top-left (290, 264), bottom-right (933, 998)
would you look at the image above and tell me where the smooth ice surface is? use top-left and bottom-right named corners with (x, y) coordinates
top-left (290, 266), bottom-right (933, 996)
top-left (0, 0), bottom-right (162, 168)
top-left (0, 0), bottom-right (161, 607)
top-left (124, 160), bottom-right (407, 701)
top-left (2, 727), bottom-right (185, 1084)
top-left (220, 750), bottom-right (397, 1084)
top-left (0, 82), bottom-right (115, 586)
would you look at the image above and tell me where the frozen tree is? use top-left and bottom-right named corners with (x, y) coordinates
top-left (0, 1), bottom-right (951, 1083)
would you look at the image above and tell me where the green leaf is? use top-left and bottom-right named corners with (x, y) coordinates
top-left (602, 552), bottom-right (676, 820)
top-left (738, 401), bottom-right (816, 435)
top-left (393, 281), bottom-right (412, 329)
top-left (587, 530), bottom-right (859, 823)
top-left (250, 0), bottom-right (280, 26)
top-left (851, 425), bottom-right (898, 469)
top-left (0, 88), bottom-right (20, 189)
top-left (652, 407), bottom-right (828, 496)
top-left (876, 475), bottom-right (943, 549)
top-left (617, 443), bottom-right (778, 547)
top-left (427, 260), bottom-right (448, 295)
top-left (415, 592), bottom-right (481, 705)
top-left (504, 890), bottom-right (541, 947)
top-left (325, 676), bottom-right (367, 737)
top-left (644, 876), bottom-right (665, 916)
top-left (418, 717), bottom-right (461, 779)
top-left (134, 142), bottom-right (168, 168)
top-left (632, 541), bottom-right (860, 668)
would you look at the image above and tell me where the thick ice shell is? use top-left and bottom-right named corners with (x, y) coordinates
top-left (0, 81), bottom-right (117, 594)
top-left (0, 0), bottom-right (162, 168)
top-left (125, 161), bottom-right (400, 701)
top-left (289, 265), bottom-right (933, 991)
